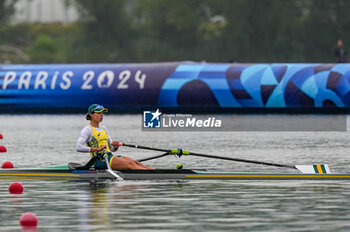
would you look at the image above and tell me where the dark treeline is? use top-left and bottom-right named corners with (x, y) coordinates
top-left (1, 0), bottom-right (350, 63)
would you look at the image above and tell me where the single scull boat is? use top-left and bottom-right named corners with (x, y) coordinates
top-left (0, 164), bottom-right (349, 180)
top-left (0, 143), bottom-right (345, 181)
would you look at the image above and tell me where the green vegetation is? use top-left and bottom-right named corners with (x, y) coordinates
top-left (1, 0), bottom-right (350, 63)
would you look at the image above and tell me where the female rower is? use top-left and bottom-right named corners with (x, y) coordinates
top-left (76, 104), bottom-right (153, 170)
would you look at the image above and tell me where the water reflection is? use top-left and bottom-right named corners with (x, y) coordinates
top-left (1, 179), bottom-right (350, 231)
top-left (74, 180), bottom-right (350, 231)
top-left (20, 226), bottom-right (37, 232)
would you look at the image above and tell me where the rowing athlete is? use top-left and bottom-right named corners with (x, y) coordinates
top-left (76, 104), bottom-right (153, 170)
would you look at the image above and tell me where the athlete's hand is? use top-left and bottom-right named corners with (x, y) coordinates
top-left (111, 141), bottom-right (120, 150)
top-left (91, 145), bottom-right (107, 152)
top-left (99, 145), bottom-right (107, 151)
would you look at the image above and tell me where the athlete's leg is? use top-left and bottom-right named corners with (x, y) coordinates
top-left (121, 156), bottom-right (154, 169)
top-left (110, 156), bottom-right (152, 170)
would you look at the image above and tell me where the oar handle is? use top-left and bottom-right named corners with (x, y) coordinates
top-left (119, 143), bottom-right (189, 155)
top-left (119, 143), bottom-right (168, 152)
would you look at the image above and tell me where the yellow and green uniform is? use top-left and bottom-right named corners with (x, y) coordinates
top-left (87, 126), bottom-right (114, 169)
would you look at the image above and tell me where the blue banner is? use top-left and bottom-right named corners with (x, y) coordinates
top-left (1, 62), bottom-right (350, 113)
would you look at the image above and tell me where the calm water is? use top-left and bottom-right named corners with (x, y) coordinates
top-left (1, 115), bottom-right (350, 231)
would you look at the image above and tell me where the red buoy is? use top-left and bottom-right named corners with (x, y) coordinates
top-left (2, 161), bottom-right (14, 168)
top-left (20, 212), bottom-right (38, 227)
top-left (9, 182), bottom-right (23, 194)
top-left (0, 145), bottom-right (6, 152)
top-left (0, 133), bottom-right (3, 139)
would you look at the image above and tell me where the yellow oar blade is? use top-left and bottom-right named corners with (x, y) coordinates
top-left (295, 164), bottom-right (331, 174)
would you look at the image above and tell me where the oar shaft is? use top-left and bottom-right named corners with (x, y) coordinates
top-left (137, 153), bottom-right (170, 162)
top-left (121, 143), bottom-right (170, 153)
top-left (188, 152), bottom-right (296, 169)
top-left (119, 143), bottom-right (296, 170)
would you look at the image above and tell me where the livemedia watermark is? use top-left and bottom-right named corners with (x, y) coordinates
top-left (142, 109), bottom-right (347, 132)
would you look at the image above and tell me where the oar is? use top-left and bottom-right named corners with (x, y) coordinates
top-left (104, 155), bottom-right (123, 180)
top-left (102, 149), bottom-right (123, 180)
top-left (137, 152), bottom-right (171, 162)
top-left (118, 143), bottom-right (330, 174)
